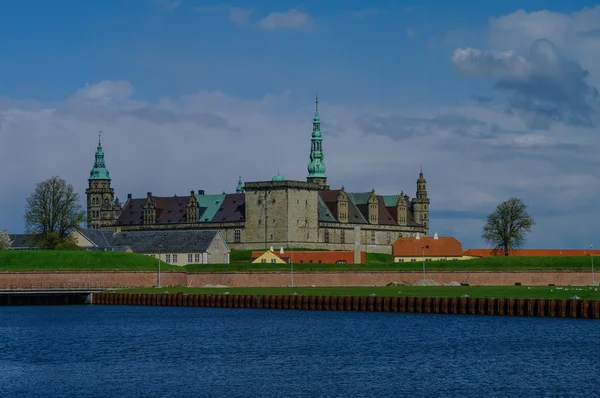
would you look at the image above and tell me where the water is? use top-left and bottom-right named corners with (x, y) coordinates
top-left (0, 306), bottom-right (598, 397)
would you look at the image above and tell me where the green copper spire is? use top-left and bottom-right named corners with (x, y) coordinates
top-left (236, 176), bottom-right (244, 193)
top-left (88, 130), bottom-right (111, 181)
top-left (307, 94), bottom-right (326, 180)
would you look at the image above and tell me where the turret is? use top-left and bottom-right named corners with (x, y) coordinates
top-left (85, 131), bottom-right (118, 229)
top-left (337, 186), bottom-right (349, 223)
top-left (368, 189), bottom-right (379, 224)
top-left (307, 95), bottom-right (327, 189)
top-left (397, 190), bottom-right (407, 226)
top-left (412, 168), bottom-right (430, 232)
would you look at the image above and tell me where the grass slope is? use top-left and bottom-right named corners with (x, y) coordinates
top-left (0, 250), bottom-right (595, 272)
top-left (119, 286), bottom-right (600, 300)
top-left (185, 256), bottom-right (595, 272)
top-left (0, 251), bottom-right (180, 272)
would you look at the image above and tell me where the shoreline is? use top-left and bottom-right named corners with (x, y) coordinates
top-left (92, 292), bottom-right (600, 319)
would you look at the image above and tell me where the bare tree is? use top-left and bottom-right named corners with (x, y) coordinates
top-left (482, 197), bottom-right (535, 256)
top-left (24, 176), bottom-right (85, 250)
top-left (0, 231), bottom-right (11, 250)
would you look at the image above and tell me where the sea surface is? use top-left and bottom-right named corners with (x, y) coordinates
top-left (0, 306), bottom-right (598, 397)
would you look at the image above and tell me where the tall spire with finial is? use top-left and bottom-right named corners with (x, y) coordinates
top-left (236, 176), bottom-right (244, 193)
top-left (307, 94), bottom-right (326, 188)
top-left (89, 130), bottom-right (110, 181)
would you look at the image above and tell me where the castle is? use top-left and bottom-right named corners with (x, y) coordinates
top-left (85, 97), bottom-right (430, 254)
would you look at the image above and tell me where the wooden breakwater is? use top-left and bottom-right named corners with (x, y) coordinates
top-left (93, 293), bottom-right (600, 319)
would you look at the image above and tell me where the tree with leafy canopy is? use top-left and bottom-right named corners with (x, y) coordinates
top-left (482, 197), bottom-right (535, 256)
top-left (24, 176), bottom-right (85, 250)
top-left (0, 231), bottom-right (11, 250)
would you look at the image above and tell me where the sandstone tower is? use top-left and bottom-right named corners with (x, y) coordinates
top-left (85, 132), bottom-right (121, 229)
top-left (411, 169), bottom-right (430, 231)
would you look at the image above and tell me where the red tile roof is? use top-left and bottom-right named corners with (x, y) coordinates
top-left (392, 236), bottom-right (463, 257)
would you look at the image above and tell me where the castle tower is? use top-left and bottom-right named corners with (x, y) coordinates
top-left (412, 168), bottom-right (430, 232)
top-left (307, 95), bottom-right (327, 189)
top-left (236, 176), bottom-right (244, 193)
top-left (85, 131), bottom-right (118, 229)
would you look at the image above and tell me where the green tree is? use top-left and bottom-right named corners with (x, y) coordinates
top-left (0, 231), bottom-right (12, 250)
top-left (482, 197), bottom-right (535, 256)
top-left (24, 176), bottom-right (85, 250)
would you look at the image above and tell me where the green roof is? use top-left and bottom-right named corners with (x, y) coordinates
top-left (318, 196), bottom-right (337, 222)
top-left (382, 195), bottom-right (399, 207)
top-left (346, 192), bottom-right (371, 205)
top-left (89, 141), bottom-right (111, 181)
top-left (194, 193), bottom-right (226, 222)
top-left (272, 173), bottom-right (285, 181)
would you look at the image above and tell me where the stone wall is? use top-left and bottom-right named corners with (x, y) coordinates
top-left (0, 271), bottom-right (595, 289)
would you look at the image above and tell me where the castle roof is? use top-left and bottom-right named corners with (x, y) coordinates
top-left (318, 190), bottom-right (422, 227)
top-left (116, 193), bottom-right (244, 226)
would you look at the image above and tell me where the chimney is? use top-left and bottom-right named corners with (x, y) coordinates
top-left (270, 246), bottom-right (274, 252)
top-left (434, 233), bottom-right (438, 240)
top-left (280, 247), bottom-right (284, 254)
top-left (147, 192), bottom-right (152, 198)
top-left (190, 190), bottom-right (195, 195)
top-left (127, 193), bottom-right (132, 200)
top-left (415, 233), bottom-right (420, 240)
top-left (198, 190), bottom-right (205, 195)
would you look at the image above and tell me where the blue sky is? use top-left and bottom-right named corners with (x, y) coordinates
top-left (1, 0), bottom-right (600, 249)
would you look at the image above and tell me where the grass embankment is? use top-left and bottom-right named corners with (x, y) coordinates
top-left (0, 250), bottom-right (595, 272)
top-left (186, 255), bottom-right (595, 272)
top-left (0, 251), bottom-right (181, 272)
top-left (119, 286), bottom-right (600, 300)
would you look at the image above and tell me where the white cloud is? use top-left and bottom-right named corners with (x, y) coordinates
top-left (229, 7), bottom-right (253, 25)
top-left (487, 6), bottom-right (600, 87)
top-left (257, 9), bottom-right (313, 31)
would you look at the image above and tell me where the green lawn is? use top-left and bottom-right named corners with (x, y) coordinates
top-left (0, 250), bottom-right (595, 272)
top-left (117, 285), bottom-right (600, 300)
top-left (0, 250), bottom-right (181, 272)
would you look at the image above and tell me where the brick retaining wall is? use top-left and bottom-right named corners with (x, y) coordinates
top-left (0, 270), bottom-right (596, 289)
top-left (92, 292), bottom-right (600, 319)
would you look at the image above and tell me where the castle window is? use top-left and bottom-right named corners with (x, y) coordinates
top-left (340, 230), bottom-right (345, 244)
top-left (386, 232), bottom-right (392, 245)
top-left (166, 254), bottom-right (171, 263)
top-left (173, 254), bottom-right (178, 263)
top-left (270, 235), bottom-right (273, 240)
top-left (188, 254), bottom-right (193, 263)
top-left (258, 219), bottom-right (261, 225)
top-left (371, 231), bottom-right (376, 244)
top-left (324, 230), bottom-right (330, 243)
top-left (195, 254), bottom-right (200, 263)
top-left (234, 229), bottom-right (241, 243)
